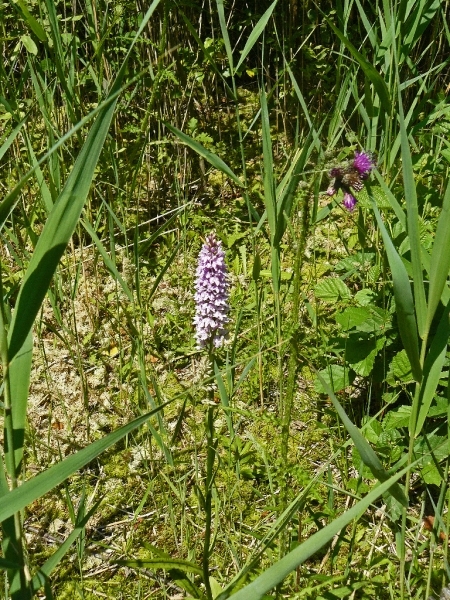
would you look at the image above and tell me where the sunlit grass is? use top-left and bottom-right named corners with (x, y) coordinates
top-left (0, 0), bottom-right (449, 598)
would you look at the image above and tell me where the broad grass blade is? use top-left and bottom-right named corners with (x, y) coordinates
top-left (317, 371), bottom-right (408, 506)
top-left (372, 174), bottom-right (406, 230)
top-left (234, 1), bottom-right (278, 74)
top-left (414, 303), bottom-right (450, 437)
top-left (426, 179), bottom-right (450, 333)
top-left (372, 203), bottom-right (422, 382)
top-left (7, 99), bottom-right (120, 364)
top-left (398, 88), bottom-right (427, 338)
top-left (223, 466), bottom-right (410, 600)
top-left (325, 18), bottom-right (391, 114)
top-left (164, 123), bottom-right (243, 188)
top-left (0, 404), bottom-right (169, 523)
top-left (14, 0), bottom-right (47, 41)
top-left (8, 330), bottom-right (33, 473)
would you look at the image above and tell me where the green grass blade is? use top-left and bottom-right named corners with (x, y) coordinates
top-left (316, 370), bottom-right (408, 506)
top-left (7, 98), bottom-right (119, 362)
top-left (274, 139), bottom-right (312, 246)
top-left (398, 88), bottom-right (427, 339)
top-left (0, 0), bottom-right (162, 230)
top-left (234, 1), bottom-right (278, 74)
top-left (0, 117), bottom-right (27, 163)
top-left (31, 501), bottom-right (100, 593)
top-left (224, 465), bottom-right (411, 600)
top-left (7, 0), bottom-right (163, 362)
top-left (8, 329), bottom-right (33, 474)
top-left (0, 93), bottom-right (119, 230)
top-left (138, 209), bottom-right (180, 256)
top-left (43, 0), bottom-right (77, 121)
top-left (216, 0), bottom-right (234, 73)
top-left (148, 239), bottom-right (183, 301)
top-left (324, 18), bottom-right (391, 114)
top-left (14, 0), bottom-right (48, 41)
top-left (372, 202), bottom-right (422, 382)
top-left (179, 10), bottom-right (234, 99)
top-left (81, 219), bottom-right (134, 303)
top-left (164, 123), bottom-right (243, 188)
top-left (426, 179), bottom-right (450, 333)
top-left (372, 173), bottom-right (406, 230)
top-left (0, 404), bottom-right (169, 523)
top-left (0, 558), bottom-right (20, 570)
top-left (414, 303), bottom-right (450, 437)
top-left (260, 87), bottom-right (277, 240)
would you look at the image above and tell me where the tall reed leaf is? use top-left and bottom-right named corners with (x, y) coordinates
top-left (8, 0), bottom-right (163, 363)
top-left (372, 203), bottom-right (422, 382)
top-left (325, 18), bottom-right (391, 114)
top-left (260, 87), bottom-right (277, 241)
top-left (216, 0), bottom-right (234, 72)
top-left (398, 88), bottom-right (427, 339)
top-left (414, 303), bottom-right (450, 437)
top-left (234, 0), bottom-right (278, 74)
top-left (425, 179), bottom-right (450, 333)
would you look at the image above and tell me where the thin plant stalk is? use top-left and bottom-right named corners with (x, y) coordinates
top-left (0, 267), bottom-right (31, 598)
top-left (202, 349), bottom-right (218, 600)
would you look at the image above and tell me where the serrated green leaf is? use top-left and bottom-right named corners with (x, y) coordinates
top-left (390, 350), bottom-right (413, 382)
top-left (384, 405), bottom-right (411, 430)
top-left (345, 335), bottom-right (385, 377)
top-left (354, 289), bottom-right (377, 306)
top-left (315, 277), bottom-right (351, 303)
top-left (314, 365), bottom-right (352, 394)
top-left (336, 307), bottom-right (372, 330)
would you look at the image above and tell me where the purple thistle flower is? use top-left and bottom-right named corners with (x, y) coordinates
top-left (343, 192), bottom-right (357, 212)
top-left (329, 167), bottom-right (343, 178)
top-left (193, 232), bottom-right (229, 349)
top-left (353, 151), bottom-right (375, 180)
